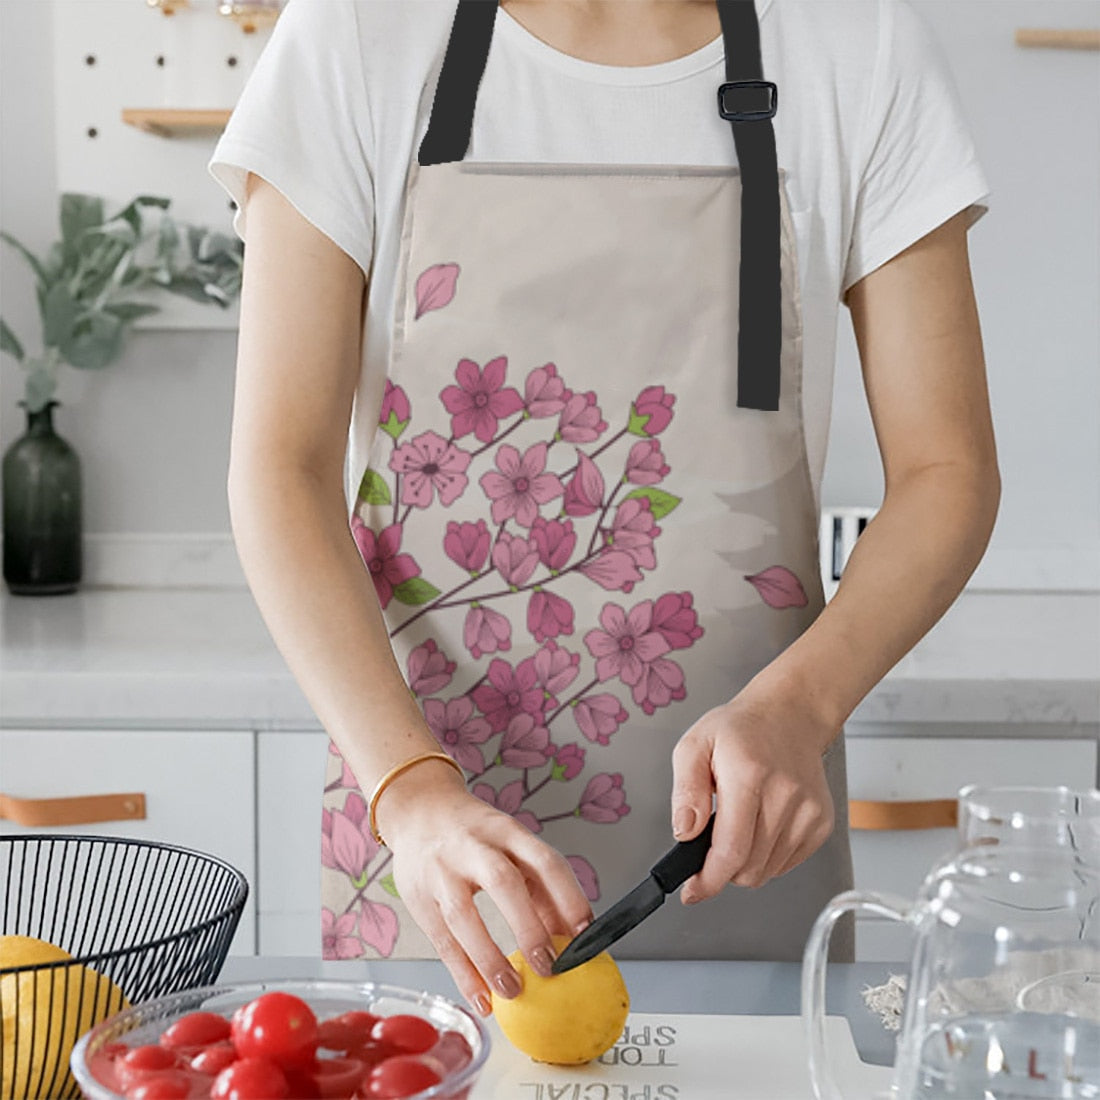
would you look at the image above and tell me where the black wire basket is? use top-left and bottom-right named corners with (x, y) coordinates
top-left (1, 834), bottom-right (248, 1100)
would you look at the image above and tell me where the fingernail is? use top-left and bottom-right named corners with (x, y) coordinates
top-left (493, 968), bottom-right (523, 998)
top-left (530, 944), bottom-right (555, 978)
top-left (682, 888), bottom-right (698, 905)
top-left (471, 991), bottom-right (492, 1017)
top-left (673, 807), bottom-right (695, 838)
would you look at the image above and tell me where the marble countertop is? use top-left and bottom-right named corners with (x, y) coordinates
top-left (2, 586), bottom-right (1097, 731)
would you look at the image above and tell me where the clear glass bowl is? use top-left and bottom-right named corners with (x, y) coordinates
top-left (70, 978), bottom-right (491, 1100)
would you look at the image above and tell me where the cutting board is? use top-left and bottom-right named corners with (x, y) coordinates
top-left (471, 1014), bottom-right (895, 1099)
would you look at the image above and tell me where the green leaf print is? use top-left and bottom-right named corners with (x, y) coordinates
top-left (624, 487), bottom-right (681, 520)
top-left (626, 404), bottom-right (651, 436)
top-left (380, 410), bottom-right (410, 441)
top-left (379, 873), bottom-right (400, 898)
top-left (357, 467), bottom-right (392, 506)
top-left (392, 577), bottom-right (442, 606)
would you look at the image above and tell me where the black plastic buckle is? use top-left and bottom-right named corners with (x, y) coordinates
top-left (717, 80), bottom-right (778, 123)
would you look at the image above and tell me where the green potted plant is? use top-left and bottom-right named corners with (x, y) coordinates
top-left (1, 192), bottom-right (243, 595)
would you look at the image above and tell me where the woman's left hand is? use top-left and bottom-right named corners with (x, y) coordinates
top-left (669, 687), bottom-right (838, 902)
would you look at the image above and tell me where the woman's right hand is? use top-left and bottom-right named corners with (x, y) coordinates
top-left (376, 762), bottom-right (595, 1017)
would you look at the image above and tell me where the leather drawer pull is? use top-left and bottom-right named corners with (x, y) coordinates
top-left (848, 798), bottom-right (958, 831)
top-left (0, 791), bottom-right (147, 827)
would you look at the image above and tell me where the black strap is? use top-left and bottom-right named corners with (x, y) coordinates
top-left (418, 0), bottom-right (781, 412)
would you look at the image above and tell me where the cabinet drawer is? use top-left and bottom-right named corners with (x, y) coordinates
top-left (0, 728), bottom-right (256, 955)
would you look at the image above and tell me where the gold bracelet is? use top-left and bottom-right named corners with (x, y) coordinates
top-left (367, 751), bottom-right (466, 846)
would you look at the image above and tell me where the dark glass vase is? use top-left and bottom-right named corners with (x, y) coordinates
top-left (3, 402), bottom-right (82, 595)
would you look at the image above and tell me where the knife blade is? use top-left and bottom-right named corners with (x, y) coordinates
top-left (550, 811), bottom-right (716, 974)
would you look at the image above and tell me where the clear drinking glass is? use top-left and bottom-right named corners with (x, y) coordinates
top-left (958, 785), bottom-right (1100, 859)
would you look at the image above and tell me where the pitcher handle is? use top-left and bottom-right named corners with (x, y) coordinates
top-left (801, 889), bottom-right (913, 1100)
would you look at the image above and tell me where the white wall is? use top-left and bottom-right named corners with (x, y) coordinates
top-left (2, 0), bottom-right (1098, 586)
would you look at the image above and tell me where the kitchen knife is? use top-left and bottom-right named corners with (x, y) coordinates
top-left (550, 811), bottom-right (716, 975)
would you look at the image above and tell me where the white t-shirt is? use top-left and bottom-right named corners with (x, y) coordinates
top-left (208, 0), bottom-right (990, 509)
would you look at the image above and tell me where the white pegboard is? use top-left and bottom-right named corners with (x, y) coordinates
top-left (52, 0), bottom-right (279, 330)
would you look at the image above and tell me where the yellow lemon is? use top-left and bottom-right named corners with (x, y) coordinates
top-left (491, 934), bottom-right (630, 1065)
top-left (1, 934), bottom-right (130, 1100)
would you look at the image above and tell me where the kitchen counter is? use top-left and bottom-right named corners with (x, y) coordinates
top-left (1, 587), bottom-right (1097, 731)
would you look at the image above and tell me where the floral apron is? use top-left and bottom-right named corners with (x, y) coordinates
top-left (322, 0), bottom-right (854, 964)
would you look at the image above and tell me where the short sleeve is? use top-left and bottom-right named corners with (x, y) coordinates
top-left (207, 0), bottom-right (375, 278)
top-left (842, 0), bottom-right (990, 295)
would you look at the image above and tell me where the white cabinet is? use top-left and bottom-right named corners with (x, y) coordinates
top-left (845, 736), bottom-right (1097, 961)
top-left (0, 728), bottom-right (256, 955)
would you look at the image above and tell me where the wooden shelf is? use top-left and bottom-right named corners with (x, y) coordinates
top-left (1015, 28), bottom-right (1100, 50)
top-left (121, 108), bottom-right (232, 137)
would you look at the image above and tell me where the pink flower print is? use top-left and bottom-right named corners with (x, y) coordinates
top-left (532, 640), bottom-right (580, 697)
top-left (492, 531), bottom-right (540, 587)
top-left (579, 773), bottom-right (630, 823)
top-left (573, 692), bottom-right (629, 746)
top-left (524, 362), bottom-right (568, 418)
top-left (327, 740), bottom-right (359, 789)
top-left (414, 262), bottom-right (459, 319)
top-left (378, 379), bottom-right (411, 440)
top-left (358, 898), bottom-right (400, 958)
top-left (406, 638), bottom-right (457, 696)
top-left (584, 601), bottom-right (671, 686)
top-left (480, 443), bottom-right (563, 527)
top-left (444, 519), bottom-right (490, 573)
top-left (322, 908), bottom-right (362, 960)
top-left (552, 743), bottom-right (586, 781)
top-left (463, 604), bottom-right (511, 660)
top-left (530, 517), bottom-right (577, 571)
top-left (745, 565), bottom-right (809, 609)
top-left (624, 439), bottom-right (670, 485)
top-left (424, 696), bottom-right (492, 775)
top-left (651, 591), bottom-right (704, 650)
top-left (473, 779), bottom-right (542, 834)
top-left (441, 356), bottom-right (524, 443)
top-left (558, 391), bottom-right (608, 444)
top-left (527, 588), bottom-right (575, 644)
top-left (606, 498), bottom-right (659, 570)
top-left (351, 519), bottom-right (420, 610)
top-left (566, 855), bottom-right (600, 902)
top-left (499, 713), bottom-right (554, 769)
top-left (472, 658), bottom-right (544, 732)
top-left (562, 451), bottom-right (605, 518)
top-left (321, 791), bottom-right (380, 882)
top-left (389, 430), bottom-right (471, 508)
top-left (631, 385), bottom-right (676, 436)
top-left (631, 656), bottom-right (687, 716)
top-left (579, 549), bottom-right (643, 593)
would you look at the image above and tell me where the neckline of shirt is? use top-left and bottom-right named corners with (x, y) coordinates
top-left (494, 0), bottom-right (774, 87)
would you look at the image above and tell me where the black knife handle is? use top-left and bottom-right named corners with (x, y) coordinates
top-left (650, 811), bottom-right (716, 893)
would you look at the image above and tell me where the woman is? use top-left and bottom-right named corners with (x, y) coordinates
top-left (209, 0), bottom-right (999, 1019)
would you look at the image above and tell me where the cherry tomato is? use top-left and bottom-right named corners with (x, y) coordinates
top-left (123, 1071), bottom-right (192, 1100)
top-left (316, 1011), bottom-right (381, 1052)
top-left (231, 991), bottom-right (319, 1069)
top-left (282, 1066), bottom-right (323, 1099)
top-left (426, 1030), bottom-right (472, 1075)
top-left (363, 1055), bottom-right (442, 1099)
top-left (189, 1041), bottom-right (238, 1077)
top-left (211, 1056), bottom-right (289, 1100)
top-left (369, 1015), bottom-right (439, 1056)
top-left (308, 1055), bottom-right (370, 1099)
top-left (160, 1011), bottom-right (232, 1050)
top-left (116, 1045), bottom-right (181, 1089)
top-left (344, 1040), bottom-right (396, 1070)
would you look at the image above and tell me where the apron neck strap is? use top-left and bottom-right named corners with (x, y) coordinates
top-left (418, 0), bottom-right (781, 413)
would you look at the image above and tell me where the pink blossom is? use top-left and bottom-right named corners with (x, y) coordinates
top-left (499, 712), bottom-right (554, 769)
top-left (389, 430), bottom-right (471, 508)
top-left (321, 908), bottom-right (361, 960)
top-left (358, 898), bottom-right (400, 958)
top-left (558, 391), bottom-right (608, 443)
top-left (472, 657), bottom-right (544, 732)
top-left (524, 362), bottom-right (568, 418)
top-left (321, 791), bottom-right (380, 881)
top-left (624, 438), bottom-right (670, 485)
top-left (441, 356), bottom-right (524, 443)
top-left (573, 693), bottom-right (629, 746)
top-left (378, 379), bottom-right (411, 436)
top-left (532, 641), bottom-right (580, 696)
top-left (562, 451), bottom-right (605, 517)
top-left (606, 498), bottom-right (660, 570)
top-left (444, 519), bottom-right (490, 573)
top-left (631, 656), bottom-right (687, 716)
top-left (566, 855), bottom-right (600, 902)
top-left (530, 517), bottom-right (576, 571)
top-left (527, 588), bottom-right (575, 643)
top-left (414, 262), bottom-right (459, 318)
top-left (632, 385), bottom-right (676, 436)
top-left (579, 549), bottom-right (643, 593)
top-left (579, 773), bottom-right (630, 823)
top-left (584, 601), bottom-right (671, 685)
top-left (473, 779), bottom-right (542, 834)
top-left (479, 443), bottom-right (563, 527)
top-left (424, 696), bottom-right (491, 775)
top-left (492, 531), bottom-right (540, 586)
top-left (351, 519), bottom-right (420, 609)
top-left (463, 604), bottom-right (511, 659)
top-left (553, 743), bottom-right (586, 781)
top-left (406, 638), bottom-right (456, 695)
top-left (651, 591), bottom-right (704, 650)
top-left (327, 741), bottom-right (359, 789)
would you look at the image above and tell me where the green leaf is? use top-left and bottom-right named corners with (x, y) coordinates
top-left (379, 873), bottom-right (400, 898)
top-left (42, 282), bottom-right (79, 347)
top-left (104, 301), bottom-right (160, 322)
top-left (61, 312), bottom-right (124, 370)
top-left (624, 487), bottom-right (681, 520)
top-left (392, 577), bottom-right (442, 606)
top-left (356, 467), bottom-right (392, 506)
top-left (1, 318), bottom-right (24, 361)
top-left (60, 193), bottom-right (105, 264)
top-left (24, 366), bottom-right (57, 413)
top-left (380, 411), bottom-right (410, 441)
top-left (0, 230), bottom-right (49, 289)
top-left (626, 403), bottom-right (652, 437)
top-left (114, 194), bottom-right (170, 237)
